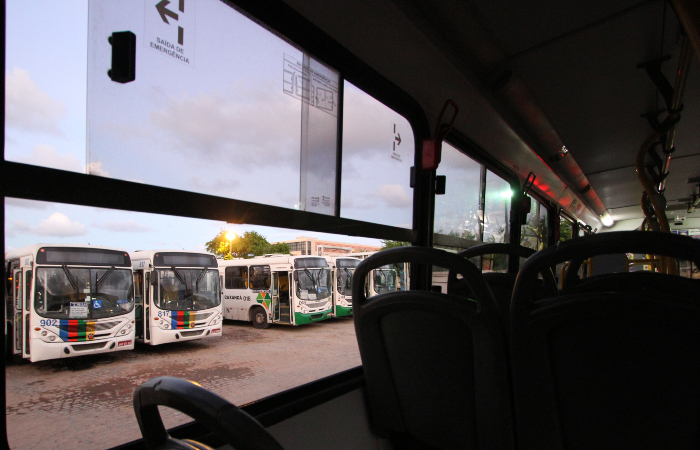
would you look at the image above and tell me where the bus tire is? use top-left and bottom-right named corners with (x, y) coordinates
top-left (251, 307), bottom-right (270, 329)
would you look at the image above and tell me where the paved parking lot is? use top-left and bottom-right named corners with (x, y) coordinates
top-left (5, 317), bottom-right (361, 450)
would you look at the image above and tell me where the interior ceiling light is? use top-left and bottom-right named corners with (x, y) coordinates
top-left (600, 211), bottom-right (614, 227)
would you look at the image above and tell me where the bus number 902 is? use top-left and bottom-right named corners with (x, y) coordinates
top-left (40, 319), bottom-right (58, 327)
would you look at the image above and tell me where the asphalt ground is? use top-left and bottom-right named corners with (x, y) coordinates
top-left (5, 317), bottom-right (360, 450)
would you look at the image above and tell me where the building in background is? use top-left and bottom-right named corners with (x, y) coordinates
top-left (272, 237), bottom-right (381, 256)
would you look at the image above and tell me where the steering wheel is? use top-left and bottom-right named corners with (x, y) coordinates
top-left (134, 376), bottom-right (284, 450)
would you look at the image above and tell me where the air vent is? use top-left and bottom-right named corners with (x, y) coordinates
top-left (490, 69), bottom-right (513, 92)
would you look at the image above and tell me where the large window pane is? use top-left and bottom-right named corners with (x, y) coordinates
top-left (5, 198), bottom-right (375, 450)
top-left (87, 0), bottom-right (338, 215)
top-left (434, 143), bottom-right (481, 240)
top-left (520, 196), bottom-right (548, 251)
top-left (483, 170), bottom-right (512, 244)
top-left (341, 81), bottom-right (415, 228)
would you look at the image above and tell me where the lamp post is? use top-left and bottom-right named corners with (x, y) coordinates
top-left (225, 232), bottom-right (236, 259)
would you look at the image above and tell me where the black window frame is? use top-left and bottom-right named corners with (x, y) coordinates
top-left (225, 266), bottom-right (249, 289)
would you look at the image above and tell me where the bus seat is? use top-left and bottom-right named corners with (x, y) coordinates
top-left (590, 253), bottom-right (629, 276)
top-left (353, 247), bottom-right (513, 450)
top-left (448, 243), bottom-right (557, 323)
top-left (563, 249), bottom-right (700, 295)
top-left (510, 231), bottom-right (700, 449)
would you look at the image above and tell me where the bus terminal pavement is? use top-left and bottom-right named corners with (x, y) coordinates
top-left (5, 317), bottom-right (360, 450)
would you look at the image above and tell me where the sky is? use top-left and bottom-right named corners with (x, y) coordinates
top-left (4, 0), bottom-right (419, 253)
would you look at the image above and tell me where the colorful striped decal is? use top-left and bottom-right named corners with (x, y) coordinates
top-left (170, 311), bottom-right (196, 329)
top-left (58, 320), bottom-right (96, 342)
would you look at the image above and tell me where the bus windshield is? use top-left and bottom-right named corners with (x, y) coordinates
top-left (156, 268), bottom-right (221, 311)
top-left (337, 267), bottom-right (355, 296)
top-left (373, 267), bottom-right (399, 294)
top-left (295, 268), bottom-right (331, 301)
top-left (34, 267), bottom-right (134, 320)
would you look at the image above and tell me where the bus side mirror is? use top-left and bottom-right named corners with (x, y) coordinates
top-left (292, 272), bottom-right (298, 282)
top-left (150, 271), bottom-right (158, 287)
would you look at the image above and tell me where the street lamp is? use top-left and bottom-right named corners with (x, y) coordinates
top-left (225, 232), bottom-right (236, 259)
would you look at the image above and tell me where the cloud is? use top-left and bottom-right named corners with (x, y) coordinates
top-left (93, 219), bottom-right (153, 233)
top-left (145, 80), bottom-right (302, 169)
top-left (87, 161), bottom-right (110, 176)
top-left (11, 213), bottom-right (87, 237)
top-left (371, 184), bottom-right (413, 208)
top-left (342, 83), bottom-right (413, 158)
top-left (5, 67), bottom-right (67, 135)
top-left (16, 144), bottom-right (83, 172)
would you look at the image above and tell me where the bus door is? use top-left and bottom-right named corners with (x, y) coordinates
top-left (331, 267), bottom-right (338, 316)
top-left (145, 271), bottom-right (152, 343)
top-left (271, 272), bottom-right (280, 322)
top-left (134, 271), bottom-right (144, 340)
top-left (12, 268), bottom-right (22, 355)
top-left (278, 271), bottom-right (291, 324)
top-left (22, 267), bottom-right (32, 359)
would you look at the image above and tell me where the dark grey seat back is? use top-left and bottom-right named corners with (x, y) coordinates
top-left (511, 231), bottom-right (700, 449)
top-left (353, 247), bottom-right (513, 450)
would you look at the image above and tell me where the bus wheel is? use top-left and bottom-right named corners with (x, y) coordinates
top-left (251, 307), bottom-right (270, 329)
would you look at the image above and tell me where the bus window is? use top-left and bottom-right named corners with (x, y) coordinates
top-left (250, 266), bottom-right (271, 290)
top-left (521, 196), bottom-right (549, 251)
top-left (341, 81), bottom-right (415, 228)
top-left (434, 143), bottom-right (482, 240)
top-left (483, 170), bottom-right (512, 245)
top-left (225, 266), bottom-right (248, 289)
top-left (34, 267), bottom-right (134, 319)
top-left (559, 215), bottom-right (574, 242)
top-left (25, 270), bottom-right (32, 310)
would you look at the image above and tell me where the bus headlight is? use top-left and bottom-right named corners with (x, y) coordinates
top-left (41, 331), bottom-right (48, 336)
top-left (120, 329), bottom-right (127, 335)
top-left (162, 322), bottom-right (170, 329)
top-left (49, 336), bottom-right (56, 341)
top-left (299, 300), bottom-right (306, 305)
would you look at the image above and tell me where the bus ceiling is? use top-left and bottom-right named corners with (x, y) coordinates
top-left (279, 0), bottom-right (699, 229)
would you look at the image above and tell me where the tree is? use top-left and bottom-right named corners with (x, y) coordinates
top-left (381, 240), bottom-right (411, 250)
top-left (447, 229), bottom-right (478, 241)
top-left (205, 230), bottom-right (290, 259)
top-left (268, 242), bottom-right (291, 254)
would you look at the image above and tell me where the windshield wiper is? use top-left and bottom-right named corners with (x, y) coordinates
top-left (62, 265), bottom-right (78, 292)
top-left (96, 266), bottom-right (115, 288)
top-left (195, 268), bottom-right (207, 291)
top-left (304, 268), bottom-right (317, 289)
top-left (171, 266), bottom-right (188, 288)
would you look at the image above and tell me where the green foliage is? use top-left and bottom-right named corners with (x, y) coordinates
top-left (206, 230), bottom-right (290, 259)
top-left (268, 242), bottom-right (291, 254)
top-left (447, 229), bottom-right (478, 241)
top-left (560, 219), bottom-right (573, 242)
top-left (380, 240), bottom-right (411, 250)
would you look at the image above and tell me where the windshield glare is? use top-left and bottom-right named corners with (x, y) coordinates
top-left (35, 267), bottom-right (134, 319)
top-left (373, 269), bottom-right (398, 294)
top-left (157, 268), bottom-right (221, 311)
top-left (295, 269), bottom-right (331, 301)
top-left (337, 268), bottom-right (354, 296)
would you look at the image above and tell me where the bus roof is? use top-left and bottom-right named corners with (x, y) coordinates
top-left (5, 243), bottom-right (130, 262)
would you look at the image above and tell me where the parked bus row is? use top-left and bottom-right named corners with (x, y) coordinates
top-left (4, 244), bottom-right (403, 362)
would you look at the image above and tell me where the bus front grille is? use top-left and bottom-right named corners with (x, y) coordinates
top-left (71, 342), bottom-right (108, 351)
top-left (180, 330), bottom-right (204, 337)
top-left (306, 301), bottom-right (327, 308)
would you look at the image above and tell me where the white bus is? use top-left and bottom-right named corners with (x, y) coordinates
top-left (325, 256), bottom-right (361, 317)
top-left (219, 254), bottom-right (332, 328)
top-left (130, 250), bottom-right (223, 346)
top-left (4, 244), bottom-right (136, 362)
top-left (345, 252), bottom-right (408, 297)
